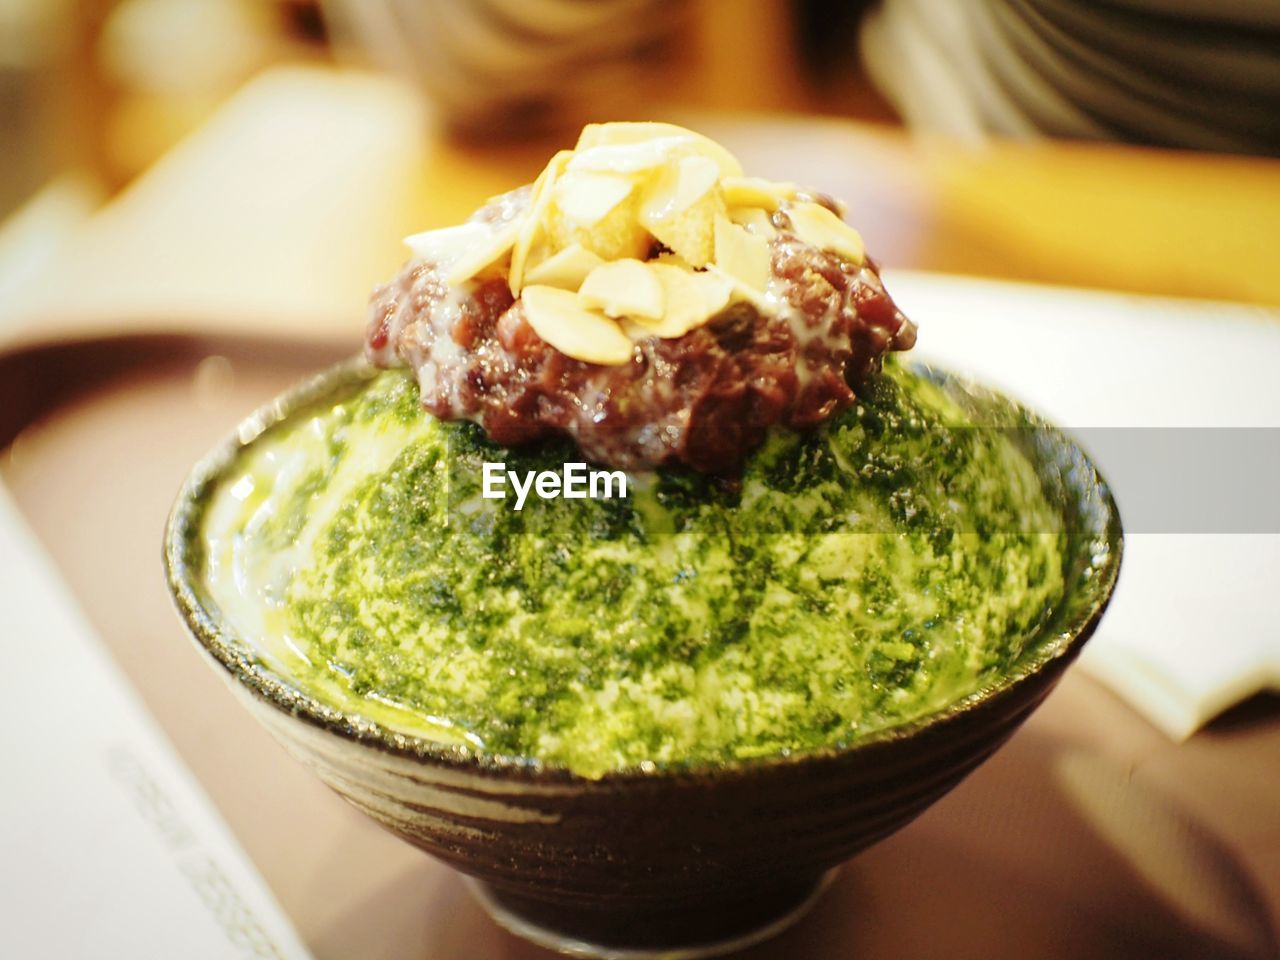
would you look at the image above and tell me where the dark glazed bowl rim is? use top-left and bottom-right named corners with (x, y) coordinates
top-left (164, 356), bottom-right (1123, 785)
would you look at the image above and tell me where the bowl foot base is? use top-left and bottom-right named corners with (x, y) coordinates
top-left (467, 869), bottom-right (835, 959)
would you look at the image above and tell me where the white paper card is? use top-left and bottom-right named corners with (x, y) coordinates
top-left (0, 485), bottom-right (313, 960)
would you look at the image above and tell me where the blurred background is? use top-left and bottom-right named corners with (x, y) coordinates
top-left (7, 0), bottom-right (1279, 197)
top-left (1, 0), bottom-right (899, 210)
top-left (2, 0), bottom-right (1278, 345)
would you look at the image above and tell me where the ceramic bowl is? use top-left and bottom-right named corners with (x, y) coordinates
top-left (164, 358), bottom-right (1122, 958)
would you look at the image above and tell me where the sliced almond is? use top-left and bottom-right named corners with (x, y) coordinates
top-left (521, 285), bottom-right (634, 365)
top-left (786, 201), bottom-right (864, 265)
top-left (567, 138), bottom-right (690, 177)
top-left (721, 176), bottom-right (797, 211)
top-left (619, 317), bottom-right (660, 344)
top-left (579, 259), bottom-right (665, 320)
top-left (634, 264), bottom-right (733, 338)
top-left (509, 149), bottom-right (570, 294)
top-left (576, 121), bottom-right (683, 149)
top-left (639, 155), bottom-right (720, 224)
top-left (405, 221), bottom-right (494, 266)
top-left (404, 219), bottom-right (521, 285)
top-left (713, 214), bottom-right (771, 293)
top-left (523, 243), bottom-right (604, 290)
top-left (553, 171), bottom-right (635, 226)
top-left (653, 250), bottom-right (693, 267)
top-left (706, 265), bottom-right (771, 311)
top-left (575, 122), bottom-right (744, 178)
top-left (446, 218), bottom-right (522, 284)
top-left (729, 206), bottom-right (776, 239)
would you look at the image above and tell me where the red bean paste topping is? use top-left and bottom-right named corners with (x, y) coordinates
top-left (365, 194), bottom-right (917, 474)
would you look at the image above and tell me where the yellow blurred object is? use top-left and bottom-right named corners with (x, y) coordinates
top-left (3, 67), bottom-right (429, 345)
top-left (97, 0), bottom-right (284, 180)
top-left (677, 0), bottom-right (814, 114)
top-left (923, 141), bottom-right (1280, 306)
top-left (103, 94), bottom-right (225, 180)
top-left (99, 0), bottom-right (273, 95)
top-left (0, 175), bottom-right (105, 326)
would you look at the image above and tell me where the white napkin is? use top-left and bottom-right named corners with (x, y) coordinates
top-left (0, 485), bottom-right (314, 960)
top-left (889, 269), bottom-right (1280, 739)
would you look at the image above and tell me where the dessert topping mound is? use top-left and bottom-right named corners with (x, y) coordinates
top-left (366, 122), bottom-right (916, 473)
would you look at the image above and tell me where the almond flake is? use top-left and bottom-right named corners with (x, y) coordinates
top-left (509, 149), bottom-right (570, 294)
top-left (567, 138), bottom-right (690, 176)
top-left (721, 176), bottom-right (797, 211)
top-left (444, 218), bottom-right (522, 284)
top-left (405, 221), bottom-right (494, 266)
top-left (713, 214), bottom-right (770, 292)
top-left (639, 155), bottom-right (720, 224)
top-left (729, 206), bottom-right (776, 239)
top-left (619, 317), bottom-right (659, 343)
top-left (521, 285), bottom-right (634, 365)
top-left (553, 171), bottom-right (635, 226)
top-left (575, 122), bottom-right (744, 178)
top-left (523, 244), bottom-right (604, 290)
top-left (706, 265), bottom-right (771, 311)
top-left (404, 219), bottom-right (521, 285)
top-left (787, 201), bottom-right (864, 265)
top-left (579, 259), bottom-right (664, 320)
top-left (633, 264), bottom-right (733, 338)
